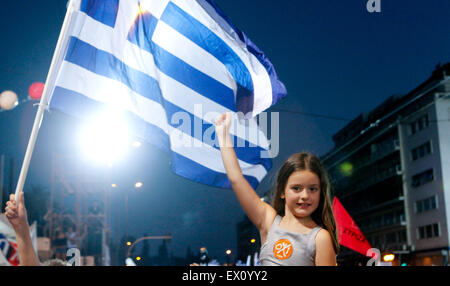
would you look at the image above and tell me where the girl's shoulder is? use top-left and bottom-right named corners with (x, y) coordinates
top-left (315, 228), bottom-right (334, 247)
top-left (314, 228), bottom-right (337, 266)
top-left (316, 227), bottom-right (330, 236)
top-left (261, 203), bottom-right (278, 230)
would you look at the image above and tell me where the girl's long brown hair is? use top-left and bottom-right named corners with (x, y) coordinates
top-left (272, 152), bottom-right (340, 254)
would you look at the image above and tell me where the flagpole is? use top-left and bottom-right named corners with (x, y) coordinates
top-left (14, 0), bottom-right (79, 199)
top-left (0, 154), bottom-right (4, 207)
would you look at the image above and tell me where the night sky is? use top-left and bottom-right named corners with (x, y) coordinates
top-left (1, 0), bottom-right (449, 263)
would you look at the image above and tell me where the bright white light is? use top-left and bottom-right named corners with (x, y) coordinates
top-left (80, 108), bottom-right (130, 166)
top-left (132, 141), bottom-right (142, 148)
top-left (135, 182), bottom-right (143, 188)
top-left (111, 184), bottom-right (117, 188)
top-left (138, 0), bottom-right (160, 14)
top-left (139, 0), bottom-right (151, 13)
top-left (125, 257), bottom-right (136, 266)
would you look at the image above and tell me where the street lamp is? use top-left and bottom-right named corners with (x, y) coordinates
top-left (225, 249), bottom-right (233, 266)
top-left (79, 108), bottom-right (130, 166)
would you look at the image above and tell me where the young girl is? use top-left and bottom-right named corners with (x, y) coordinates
top-left (215, 112), bottom-right (339, 266)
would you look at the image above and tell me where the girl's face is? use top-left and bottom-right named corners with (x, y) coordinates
top-left (281, 170), bottom-right (321, 218)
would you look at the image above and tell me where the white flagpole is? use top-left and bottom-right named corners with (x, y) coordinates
top-left (14, 0), bottom-right (79, 199)
top-left (0, 154), bottom-right (4, 207)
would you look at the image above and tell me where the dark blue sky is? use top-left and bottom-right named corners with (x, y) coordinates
top-left (1, 0), bottom-right (449, 262)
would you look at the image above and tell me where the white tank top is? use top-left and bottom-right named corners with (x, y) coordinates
top-left (259, 215), bottom-right (322, 266)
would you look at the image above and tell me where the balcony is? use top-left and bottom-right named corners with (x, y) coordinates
top-left (359, 210), bottom-right (407, 234)
top-left (353, 139), bottom-right (400, 172)
top-left (374, 243), bottom-right (409, 252)
top-left (331, 140), bottom-right (400, 191)
top-left (362, 220), bottom-right (406, 235)
top-left (352, 197), bottom-right (404, 218)
top-left (338, 163), bottom-right (402, 199)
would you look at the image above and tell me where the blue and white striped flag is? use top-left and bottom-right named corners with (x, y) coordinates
top-left (46, 0), bottom-right (287, 189)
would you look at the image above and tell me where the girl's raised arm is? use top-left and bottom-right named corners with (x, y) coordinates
top-left (215, 112), bottom-right (275, 232)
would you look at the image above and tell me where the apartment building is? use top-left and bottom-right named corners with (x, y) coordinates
top-left (322, 63), bottom-right (450, 266)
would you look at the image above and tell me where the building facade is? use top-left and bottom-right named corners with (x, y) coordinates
top-left (322, 63), bottom-right (450, 266)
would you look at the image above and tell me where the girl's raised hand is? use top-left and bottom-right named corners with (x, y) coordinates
top-left (215, 112), bottom-right (232, 147)
top-left (214, 112), bottom-right (232, 133)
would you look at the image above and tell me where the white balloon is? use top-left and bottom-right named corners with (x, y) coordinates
top-left (0, 90), bottom-right (18, 110)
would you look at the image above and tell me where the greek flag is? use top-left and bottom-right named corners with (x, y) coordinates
top-left (47, 0), bottom-right (286, 189)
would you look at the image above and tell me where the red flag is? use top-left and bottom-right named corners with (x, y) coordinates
top-left (0, 234), bottom-right (19, 266)
top-left (332, 197), bottom-right (373, 256)
top-left (7, 241), bottom-right (19, 266)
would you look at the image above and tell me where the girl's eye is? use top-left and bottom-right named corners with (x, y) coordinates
top-left (310, 188), bottom-right (319, 192)
top-left (292, 186), bottom-right (301, 191)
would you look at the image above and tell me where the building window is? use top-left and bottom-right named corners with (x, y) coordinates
top-left (418, 223), bottom-right (440, 239)
top-left (409, 114), bottom-right (429, 136)
top-left (411, 169), bottom-right (434, 187)
top-left (426, 225), bottom-right (433, 238)
top-left (398, 230), bottom-right (407, 243)
top-left (411, 141), bottom-right (432, 161)
top-left (395, 210), bottom-right (405, 223)
top-left (415, 196), bottom-right (437, 214)
top-left (384, 213), bottom-right (394, 225)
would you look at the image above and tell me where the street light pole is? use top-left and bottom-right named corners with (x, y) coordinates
top-left (125, 182), bottom-right (142, 237)
top-left (250, 238), bottom-right (256, 266)
top-left (124, 192), bottom-right (128, 237)
top-left (225, 249), bottom-right (233, 266)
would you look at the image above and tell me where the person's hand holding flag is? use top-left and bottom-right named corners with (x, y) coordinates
top-left (5, 192), bottom-right (29, 233)
top-left (4, 192), bottom-right (40, 266)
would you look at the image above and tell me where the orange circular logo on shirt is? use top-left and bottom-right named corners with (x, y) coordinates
top-left (273, 239), bottom-right (293, 260)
